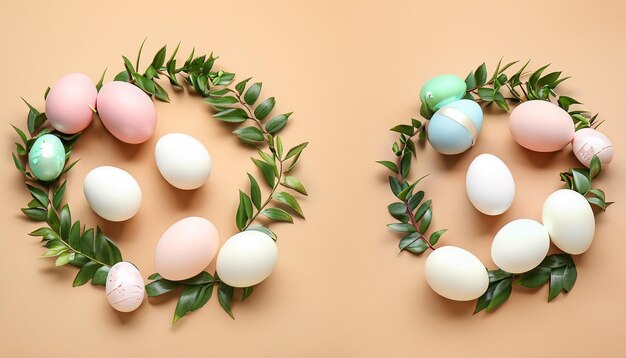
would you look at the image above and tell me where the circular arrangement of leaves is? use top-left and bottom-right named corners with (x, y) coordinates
top-left (378, 60), bottom-right (612, 313)
top-left (11, 41), bottom-right (309, 324)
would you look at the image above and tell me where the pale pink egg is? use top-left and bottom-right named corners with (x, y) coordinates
top-left (154, 217), bottom-right (219, 281)
top-left (572, 128), bottom-right (614, 167)
top-left (96, 81), bottom-right (157, 144)
top-left (509, 100), bottom-right (575, 152)
top-left (45, 73), bottom-right (97, 134)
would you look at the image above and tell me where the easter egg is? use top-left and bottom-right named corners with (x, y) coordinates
top-left (216, 230), bottom-right (278, 288)
top-left (155, 133), bottom-right (212, 190)
top-left (427, 99), bottom-right (483, 155)
top-left (542, 189), bottom-right (595, 254)
top-left (420, 75), bottom-right (467, 111)
top-left (83, 166), bottom-right (142, 222)
top-left (28, 134), bottom-right (66, 181)
top-left (491, 219), bottom-right (550, 274)
top-left (465, 153), bottom-right (515, 215)
top-left (572, 128), bottom-right (614, 167)
top-left (96, 81), bottom-right (157, 144)
top-left (105, 262), bottom-right (145, 313)
top-left (155, 217), bottom-right (220, 281)
top-left (424, 246), bottom-right (489, 301)
top-left (45, 73), bottom-right (97, 134)
top-left (509, 100), bottom-right (575, 152)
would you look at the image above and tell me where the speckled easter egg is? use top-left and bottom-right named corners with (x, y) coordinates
top-left (427, 99), bottom-right (483, 155)
top-left (420, 75), bottom-right (467, 111)
top-left (96, 81), bottom-right (157, 144)
top-left (45, 73), bottom-right (97, 134)
top-left (105, 262), bottom-right (145, 313)
top-left (28, 134), bottom-right (66, 181)
top-left (509, 100), bottom-right (574, 152)
top-left (572, 128), bottom-right (614, 167)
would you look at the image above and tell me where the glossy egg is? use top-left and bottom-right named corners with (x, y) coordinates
top-left (45, 73), bottom-right (97, 134)
top-left (572, 128), bottom-right (614, 167)
top-left (420, 75), bottom-right (467, 111)
top-left (155, 133), bottom-right (212, 190)
top-left (542, 189), bottom-right (595, 254)
top-left (155, 217), bottom-right (219, 281)
top-left (216, 230), bottom-right (278, 288)
top-left (509, 100), bottom-right (575, 152)
top-left (428, 99), bottom-right (483, 155)
top-left (466, 153), bottom-right (515, 215)
top-left (491, 219), bottom-right (550, 274)
top-left (28, 134), bottom-right (66, 181)
top-left (83, 166), bottom-right (142, 221)
top-left (424, 246), bottom-right (489, 301)
top-left (96, 81), bottom-right (157, 144)
top-left (105, 262), bottom-right (145, 312)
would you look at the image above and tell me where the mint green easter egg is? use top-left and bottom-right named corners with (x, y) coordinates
top-left (420, 75), bottom-right (467, 111)
top-left (28, 134), bottom-right (66, 181)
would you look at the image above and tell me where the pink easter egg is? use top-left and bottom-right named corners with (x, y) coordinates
top-left (509, 100), bottom-right (575, 152)
top-left (45, 73), bottom-right (97, 134)
top-left (572, 128), bottom-right (614, 167)
top-left (96, 81), bottom-right (157, 144)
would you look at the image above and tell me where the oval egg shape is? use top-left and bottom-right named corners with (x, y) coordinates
top-left (542, 189), bottom-right (595, 254)
top-left (424, 246), bottom-right (489, 301)
top-left (420, 75), bottom-right (467, 111)
top-left (155, 217), bottom-right (219, 281)
top-left (427, 99), bottom-right (483, 155)
top-left (45, 73), bottom-right (97, 134)
top-left (105, 262), bottom-right (145, 312)
top-left (28, 134), bottom-right (66, 181)
top-left (509, 100), bottom-right (574, 152)
top-left (96, 81), bottom-right (157, 144)
top-left (155, 133), bottom-right (212, 190)
top-left (491, 219), bottom-right (550, 274)
top-left (465, 153), bottom-right (515, 215)
top-left (216, 230), bottom-right (278, 288)
top-left (83, 166), bottom-right (142, 222)
top-left (572, 128), bottom-right (614, 167)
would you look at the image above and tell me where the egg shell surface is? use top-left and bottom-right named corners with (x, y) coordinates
top-left (509, 100), bottom-right (575, 152)
top-left (216, 230), bottom-right (278, 288)
top-left (155, 133), bottom-right (212, 190)
top-left (428, 99), bottom-right (483, 155)
top-left (424, 246), bottom-right (489, 301)
top-left (83, 166), bottom-right (142, 222)
top-left (45, 73), bottom-right (97, 134)
top-left (572, 128), bottom-right (614, 167)
top-left (105, 262), bottom-right (145, 312)
top-left (542, 189), bottom-right (595, 254)
top-left (491, 219), bottom-right (550, 274)
top-left (28, 134), bottom-right (66, 181)
top-left (465, 153), bottom-right (515, 215)
top-left (420, 75), bottom-right (467, 111)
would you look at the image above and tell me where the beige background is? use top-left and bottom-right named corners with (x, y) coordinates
top-left (1, 0), bottom-right (625, 356)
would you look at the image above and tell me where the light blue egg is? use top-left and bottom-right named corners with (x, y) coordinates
top-left (427, 99), bottom-right (483, 155)
top-left (28, 134), bottom-right (66, 181)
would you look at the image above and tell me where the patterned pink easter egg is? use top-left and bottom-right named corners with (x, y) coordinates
top-left (572, 128), bottom-right (613, 167)
top-left (509, 100), bottom-right (575, 152)
top-left (45, 73), bottom-right (97, 134)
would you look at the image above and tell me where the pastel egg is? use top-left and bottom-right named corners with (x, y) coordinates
top-left (509, 100), bottom-right (574, 152)
top-left (216, 230), bottom-right (278, 288)
top-left (45, 73), bottom-right (97, 134)
top-left (424, 246), bottom-right (489, 301)
top-left (572, 128), bottom-right (614, 167)
top-left (466, 153), bottom-right (515, 215)
top-left (96, 81), bottom-right (157, 144)
top-left (491, 219), bottom-right (550, 274)
top-left (105, 262), bottom-right (145, 312)
top-left (420, 75), bottom-right (467, 111)
top-left (428, 99), bottom-right (483, 155)
top-left (28, 134), bottom-right (66, 181)
top-left (542, 189), bottom-right (595, 254)
top-left (83, 166), bottom-right (142, 222)
top-left (155, 217), bottom-right (219, 281)
top-left (155, 133), bottom-right (212, 190)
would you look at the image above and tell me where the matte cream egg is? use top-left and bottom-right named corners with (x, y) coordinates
top-left (491, 219), bottom-right (550, 274)
top-left (105, 262), bottom-right (145, 312)
top-left (509, 100), bottom-right (574, 152)
top-left (424, 246), bottom-right (489, 301)
top-left (155, 217), bottom-right (219, 281)
top-left (155, 133), bottom-right (212, 190)
top-left (572, 128), bottom-right (614, 167)
top-left (216, 230), bottom-right (278, 288)
top-left (83, 166), bottom-right (142, 222)
top-left (45, 73), bottom-right (97, 134)
top-left (466, 153), bottom-right (515, 215)
top-left (542, 189), bottom-right (595, 254)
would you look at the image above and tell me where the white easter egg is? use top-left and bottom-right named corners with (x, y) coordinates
top-left (491, 219), bottom-right (550, 274)
top-left (424, 246), bottom-right (489, 301)
top-left (542, 189), bottom-right (595, 254)
top-left (466, 153), bottom-right (515, 215)
top-left (216, 230), bottom-right (278, 288)
top-left (105, 262), bottom-right (145, 312)
top-left (155, 133), bottom-right (212, 190)
top-left (83, 166), bottom-right (142, 222)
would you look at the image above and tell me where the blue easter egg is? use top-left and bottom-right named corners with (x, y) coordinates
top-left (28, 134), bottom-right (66, 181)
top-left (427, 99), bottom-right (483, 155)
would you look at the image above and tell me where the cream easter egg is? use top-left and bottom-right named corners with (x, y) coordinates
top-left (155, 217), bottom-right (220, 281)
top-left (45, 73), bottom-right (97, 134)
top-left (105, 262), bottom-right (145, 313)
top-left (542, 189), bottom-right (595, 254)
top-left (572, 128), bottom-right (614, 167)
top-left (424, 246), bottom-right (489, 301)
top-left (465, 153), bottom-right (515, 215)
top-left (509, 100), bottom-right (574, 152)
top-left (155, 133), bottom-right (212, 190)
top-left (216, 230), bottom-right (278, 288)
top-left (491, 219), bottom-right (550, 274)
top-left (96, 81), bottom-right (157, 144)
top-left (83, 166), bottom-right (142, 222)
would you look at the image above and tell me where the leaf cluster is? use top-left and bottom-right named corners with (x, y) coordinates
top-left (559, 155), bottom-right (612, 210)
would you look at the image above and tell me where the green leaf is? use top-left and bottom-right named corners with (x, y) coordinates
top-left (42, 242), bottom-right (67, 257)
top-left (419, 208), bottom-right (432, 233)
top-left (59, 205), bottom-right (71, 241)
top-left (203, 96), bottom-right (238, 106)
top-left (254, 97), bottom-right (275, 120)
top-left (265, 113), bottom-right (291, 133)
top-left (273, 191), bottom-right (304, 217)
top-left (12, 153), bottom-right (25, 174)
top-left (242, 287), bottom-right (254, 302)
top-left (173, 285), bottom-right (202, 324)
top-left (465, 71), bottom-right (476, 89)
top-left (247, 226), bottom-right (277, 241)
top-left (572, 170), bottom-right (591, 194)
top-left (557, 96), bottom-right (581, 111)
top-left (388, 202), bottom-right (409, 222)
top-left (474, 63), bottom-right (487, 86)
top-left (29, 227), bottom-right (58, 240)
top-left (529, 64), bottom-right (550, 88)
top-left (486, 277), bottom-right (512, 312)
top-left (387, 223), bottom-right (416, 233)
top-left (517, 266), bottom-right (550, 288)
top-left (72, 261), bottom-right (101, 287)
top-left (390, 124), bottom-right (414, 135)
top-left (388, 176), bottom-right (402, 196)
top-left (191, 284), bottom-right (214, 311)
top-left (94, 228), bottom-right (122, 265)
top-left (240, 190), bottom-right (253, 219)
top-left (47, 207), bottom-right (60, 232)
top-left (146, 278), bottom-right (179, 296)
top-left (285, 142), bottom-right (308, 160)
top-left (213, 108), bottom-right (248, 123)
top-left (537, 71), bottom-right (561, 88)
top-left (26, 184), bottom-right (48, 208)
top-left (114, 70), bottom-right (130, 82)
top-left (235, 77), bottom-right (252, 95)
top-left (414, 199), bottom-right (431, 221)
top-left (562, 264), bottom-right (577, 292)
top-left (477, 88), bottom-right (495, 102)
top-left (244, 82), bottom-right (262, 105)
top-left (399, 233), bottom-right (428, 254)
top-left (281, 176), bottom-right (308, 195)
top-left (396, 182), bottom-right (416, 201)
top-left (251, 158), bottom-right (275, 187)
top-left (217, 284), bottom-right (235, 319)
top-left (400, 153), bottom-right (411, 179)
top-left (260, 208), bottom-right (293, 223)
top-left (80, 228), bottom-right (95, 257)
top-left (589, 188), bottom-right (605, 201)
top-left (589, 155), bottom-right (601, 180)
top-left (233, 126), bottom-right (264, 142)
top-left (420, 102), bottom-right (434, 120)
top-left (91, 266), bottom-right (110, 286)
top-left (376, 160), bottom-right (398, 173)
top-left (236, 198), bottom-right (249, 231)
top-left (133, 74), bottom-right (156, 95)
top-left (122, 55), bottom-right (136, 77)
top-left (548, 266), bottom-right (565, 301)
top-left (21, 207), bottom-right (47, 221)
top-left (12, 124), bottom-right (28, 145)
top-left (428, 229), bottom-right (447, 246)
top-left (54, 251), bottom-right (71, 266)
top-left (247, 173), bottom-right (262, 210)
top-left (151, 46), bottom-right (167, 69)
top-left (153, 82), bottom-right (170, 102)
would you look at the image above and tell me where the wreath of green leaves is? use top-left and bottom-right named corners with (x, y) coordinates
top-left (12, 40), bottom-right (309, 324)
top-left (378, 59), bottom-right (613, 313)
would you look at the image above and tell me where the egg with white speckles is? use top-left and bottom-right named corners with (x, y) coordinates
top-left (28, 134), bottom-right (66, 181)
top-left (572, 128), bottom-right (614, 167)
top-left (45, 73), bottom-right (97, 134)
top-left (105, 262), bottom-right (145, 312)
